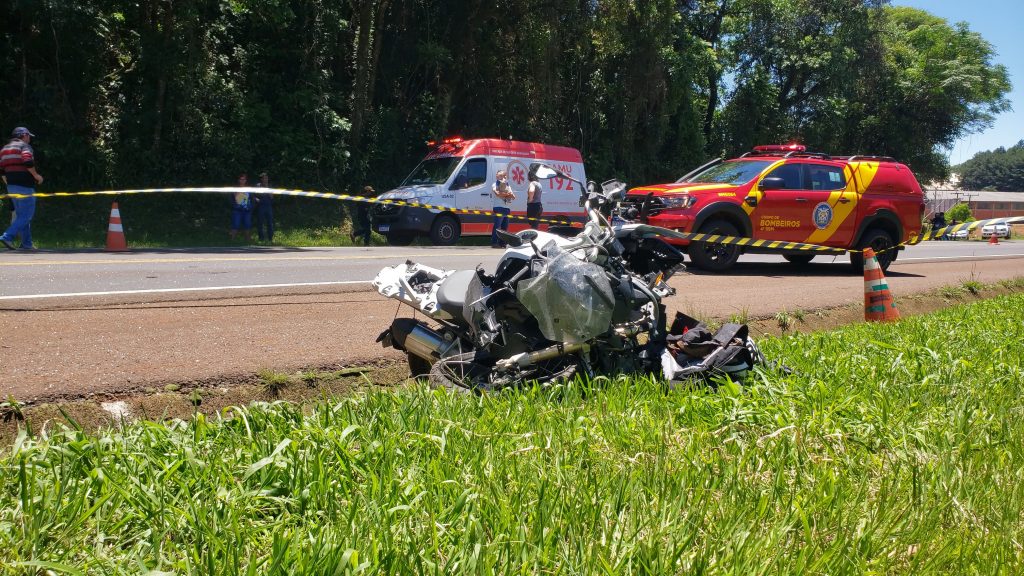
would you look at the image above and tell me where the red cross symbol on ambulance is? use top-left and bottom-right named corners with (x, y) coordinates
top-left (510, 164), bottom-right (526, 186)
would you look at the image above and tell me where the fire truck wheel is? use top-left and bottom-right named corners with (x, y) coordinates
top-left (850, 228), bottom-right (895, 272)
top-left (429, 214), bottom-right (461, 246)
top-left (783, 254), bottom-right (815, 265)
top-left (687, 219), bottom-right (741, 271)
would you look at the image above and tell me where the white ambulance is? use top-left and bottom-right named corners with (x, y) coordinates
top-left (371, 138), bottom-right (588, 245)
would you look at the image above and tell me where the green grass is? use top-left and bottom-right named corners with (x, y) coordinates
top-left (3, 194), bottom-right (392, 249)
top-left (5, 194), bottom-right (508, 249)
top-left (938, 284), bottom-right (967, 299)
top-left (962, 280), bottom-right (983, 295)
top-left (774, 310), bottom-right (794, 332)
top-left (257, 370), bottom-right (294, 398)
top-left (727, 307), bottom-right (751, 325)
top-left (2, 295), bottom-right (1023, 573)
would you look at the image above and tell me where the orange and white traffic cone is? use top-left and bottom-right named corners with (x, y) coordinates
top-left (105, 202), bottom-right (128, 252)
top-left (863, 247), bottom-right (899, 322)
top-left (989, 231), bottom-right (999, 245)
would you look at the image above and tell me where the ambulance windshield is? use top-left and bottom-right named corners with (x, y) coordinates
top-left (685, 160), bottom-right (774, 185)
top-left (401, 157), bottom-right (462, 186)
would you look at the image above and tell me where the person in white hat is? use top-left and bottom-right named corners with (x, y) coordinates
top-left (0, 127), bottom-right (44, 250)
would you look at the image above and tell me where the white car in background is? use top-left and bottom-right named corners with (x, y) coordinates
top-left (981, 222), bottom-right (1011, 239)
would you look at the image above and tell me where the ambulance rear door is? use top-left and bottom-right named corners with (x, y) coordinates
top-left (536, 156), bottom-right (587, 226)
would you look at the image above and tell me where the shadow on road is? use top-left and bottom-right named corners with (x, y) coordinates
top-left (1, 297), bottom-right (386, 313)
top-left (682, 261), bottom-right (925, 279)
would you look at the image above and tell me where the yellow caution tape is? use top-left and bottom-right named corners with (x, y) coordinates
top-left (2, 187), bottom-right (1021, 255)
top-left (663, 216), bottom-right (1022, 255)
top-left (907, 217), bottom-right (1024, 244)
top-left (0, 186), bottom-right (580, 228)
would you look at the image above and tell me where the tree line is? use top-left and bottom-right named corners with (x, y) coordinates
top-left (1, 0), bottom-right (1011, 197)
top-left (956, 141), bottom-right (1024, 192)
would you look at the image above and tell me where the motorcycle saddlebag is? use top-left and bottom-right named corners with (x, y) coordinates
top-left (661, 312), bottom-right (763, 383)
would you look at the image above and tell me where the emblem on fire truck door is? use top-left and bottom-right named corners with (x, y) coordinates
top-left (813, 202), bottom-right (834, 230)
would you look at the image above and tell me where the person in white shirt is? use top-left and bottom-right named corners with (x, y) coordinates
top-left (490, 169), bottom-right (515, 247)
top-left (526, 173), bottom-right (543, 229)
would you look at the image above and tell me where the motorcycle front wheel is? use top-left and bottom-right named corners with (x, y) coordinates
top-left (428, 352), bottom-right (579, 393)
top-left (428, 352), bottom-right (486, 393)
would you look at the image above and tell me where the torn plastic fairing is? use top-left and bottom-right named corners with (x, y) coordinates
top-left (516, 242), bottom-right (615, 343)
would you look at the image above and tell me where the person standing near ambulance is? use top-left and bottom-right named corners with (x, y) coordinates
top-left (0, 127), bottom-right (43, 250)
top-left (526, 172), bottom-right (543, 229)
top-left (490, 169), bottom-right (515, 248)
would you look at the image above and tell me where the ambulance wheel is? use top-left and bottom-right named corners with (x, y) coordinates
top-left (687, 219), bottom-right (741, 271)
top-left (385, 232), bottom-right (416, 246)
top-left (429, 214), bottom-right (461, 246)
top-left (783, 254), bottom-right (815, 265)
top-left (850, 228), bottom-right (894, 272)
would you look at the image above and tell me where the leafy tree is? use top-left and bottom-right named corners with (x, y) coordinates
top-left (946, 202), bottom-right (974, 223)
top-left (957, 141), bottom-right (1024, 191)
top-left (0, 0), bottom-right (1012, 242)
top-left (715, 3), bottom-right (1009, 181)
top-left (853, 7), bottom-right (1011, 181)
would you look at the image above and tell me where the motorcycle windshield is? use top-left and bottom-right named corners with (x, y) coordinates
top-left (516, 243), bottom-right (614, 344)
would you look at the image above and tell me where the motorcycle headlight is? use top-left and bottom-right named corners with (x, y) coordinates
top-left (661, 195), bottom-right (697, 210)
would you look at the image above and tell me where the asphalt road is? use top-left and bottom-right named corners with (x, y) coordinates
top-left (2, 241), bottom-right (1024, 299)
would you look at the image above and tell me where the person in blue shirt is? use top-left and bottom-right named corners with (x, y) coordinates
top-left (230, 172), bottom-right (253, 241)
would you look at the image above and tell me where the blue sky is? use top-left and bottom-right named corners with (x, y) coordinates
top-left (892, 0), bottom-right (1023, 164)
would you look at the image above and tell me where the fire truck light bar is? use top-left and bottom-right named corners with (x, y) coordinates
top-left (753, 144), bottom-right (806, 152)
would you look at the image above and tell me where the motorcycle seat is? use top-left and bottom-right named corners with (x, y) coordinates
top-left (437, 269), bottom-right (478, 321)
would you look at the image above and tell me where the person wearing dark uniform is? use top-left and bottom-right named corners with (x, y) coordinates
top-left (0, 127), bottom-right (44, 250)
top-left (350, 185), bottom-right (374, 246)
top-left (254, 172), bottom-right (274, 242)
top-left (930, 212), bottom-right (947, 240)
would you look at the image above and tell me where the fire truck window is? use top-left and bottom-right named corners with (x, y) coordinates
top-left (765, 163), bottom-right (803, 189)
top-left (806, 165), bottom-right (846, 191)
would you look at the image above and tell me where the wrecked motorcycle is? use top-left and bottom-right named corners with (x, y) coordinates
top-left (373, 163), bottom-right (762, 391)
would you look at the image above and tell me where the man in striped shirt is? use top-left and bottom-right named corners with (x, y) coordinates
top-left (0, 127), bottom-right (44, 250)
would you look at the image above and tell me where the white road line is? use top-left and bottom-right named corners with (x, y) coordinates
top-left (897, 253), bottom-right (1024, 262)
top-left (0, 250), bottom-right (495, 267)
top-left (0, 280), bottom-right (372, 301)
top-left (2, 253), bottom-right (1021, 301)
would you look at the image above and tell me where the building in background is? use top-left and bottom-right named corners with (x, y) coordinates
top-left (926, 190), bottom-right (1024, 219)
